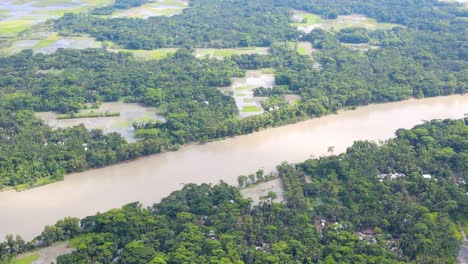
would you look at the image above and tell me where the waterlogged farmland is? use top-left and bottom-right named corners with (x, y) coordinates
top-left (292, 10), bottom-right (401, 33)
top-left (0, 0), bottom-right (112, 37)
top-left (221, 70), bottom-right (275, 118)
top-left (110, 0), bottom-right (188, 18)
top-left (36, 102), bottom-right (165, 142)
top-left (4, 33), bottom-right (102, 54)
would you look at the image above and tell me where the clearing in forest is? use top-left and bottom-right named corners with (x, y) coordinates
top-left (292, 10), bottom-right (401, 33)
top-left (221, 70), bottom-right (275, 118)
top-left (35, 102), bottom-right (165, 142)
top-left (109, 0), bottom-right (188, 18)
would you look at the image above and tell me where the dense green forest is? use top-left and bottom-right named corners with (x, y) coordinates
top-left (56, 0), bottom-right (297, 49)
top-left (53, 0), bottom-right (467, 49)
top-left (0, 0), bottom-right (466, 189)
top-left (1, 119), bottom-right (466, 263)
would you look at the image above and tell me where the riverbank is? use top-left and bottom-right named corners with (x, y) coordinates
top-left (0, 94), bottom-right (466, 241)
top-left (2, 94), bottom-right (465, 193)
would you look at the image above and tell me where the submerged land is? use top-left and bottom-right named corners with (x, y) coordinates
top-left (0, 0), bottom-right (466, 263)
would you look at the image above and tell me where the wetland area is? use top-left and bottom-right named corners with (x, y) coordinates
top-left (0, 94), bottom-right (466, 241)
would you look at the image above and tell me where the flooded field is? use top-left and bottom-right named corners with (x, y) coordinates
top-left (110, 0), bottom-right (188, 18)
top-left (36, 102), bottom-right (164, 142)
top-left (240, 179), bottom-right (285, 205)
top-left (0, 0), bottom-right (112, 36)
top-left (15, 242), bottom-right (74, 264)
top-left (195, 47), bottom-right (270, 59)
top-left (223, 70), bottom-right (275, 118)
top-left (292, 11), bottom-right (401, 33)
top-left (1, 94), bottom-right (466, 241)
top-left (5, 33), bottom-right (103, 54)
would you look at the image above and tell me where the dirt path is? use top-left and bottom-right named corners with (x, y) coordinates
top-left (457, 228), bottom-right (468, 264)
top-left (16, 241), bottom-right (74, 264)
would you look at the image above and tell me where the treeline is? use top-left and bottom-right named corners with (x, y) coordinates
top-left (53, 0), bottom-right (467, 49)
top-left (0, 48), bottom-right (244, 188)
top-left (55, 0), bottom-right (298, 49)
top-left (3, 119), bottom-right (464, 263)
top-left (92, 0), bottom-right (149, 15)
top-left (0, 0), bottom-right (466, 189)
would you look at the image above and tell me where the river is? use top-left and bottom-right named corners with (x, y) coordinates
top-left (0, 94), bottom-right (466, 241)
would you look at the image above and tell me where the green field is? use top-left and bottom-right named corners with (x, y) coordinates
top-left (292, 11), bottom-right (402, 32)
top-left (241, 106), bottom-right (262, 112)
top-left (14, 254), bottom-right (39, 264)
top-left (0, 0), bottom-right (113, 37)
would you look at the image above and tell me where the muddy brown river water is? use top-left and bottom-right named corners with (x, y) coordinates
top-left (0, 94), bottom-right (466, 241)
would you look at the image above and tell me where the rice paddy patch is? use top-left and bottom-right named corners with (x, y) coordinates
top-left (292, 11), bottom-right (402, 33)
top-left (14, 254), bottom-right (39, 264)
top-left (0, 0), bottom-right (113, 37)
top-left (242, 105), bottom-right (262, 112)
top-left (223, 70), bottom-right (276, 118)
top-left (110, 0), bottom-right (188, 18)
top-left (36, 102), bottom-right (165, 142)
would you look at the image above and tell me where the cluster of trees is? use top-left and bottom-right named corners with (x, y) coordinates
top-left (4, 119), bottom-right (464, 263)
top-left (0, 48), bottom-right (245, 187)
top-left (55, 0), bottom-right (298, 49)
top-left (0, 107), bottom-right (156, 187)
top-left (0, 0), bottom-right (466, 188)
top-left (237, 169), bottom-right (277, 188)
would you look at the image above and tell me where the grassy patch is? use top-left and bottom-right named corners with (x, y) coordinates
top-left (292, 12), bottom-right (402, 32)
top-left (0, 20), bottom-right (34, 36)
top-left (260, 68), bottom-right (275, 74)
top-left (243, 98), bottom-right (255, 103)
top-left (15, 254), bottom-right (39, 264)
top-left (236, 93), bottom-right (248, 97)
top-left (241, 106), bottom-right (261, 112)
top-left (15, 176), bottom-right (58, 191)
top-left (34, 33), bottom-right (60, 48)
top-left (291, 12), bottom-right (322, 27)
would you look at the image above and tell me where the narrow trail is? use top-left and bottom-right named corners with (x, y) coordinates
top-left (457, 226), bottom-right (468, 264)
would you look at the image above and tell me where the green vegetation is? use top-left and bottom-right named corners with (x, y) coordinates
top-left (241, 106), bottom-right (261, 112)
top-left (14, 254), bottom-right (39, 264)
top-left (0, 0), bottom-right (466, 196)
top-left (57, 111), bottom-right (120, 119)
top-left (291, 11), bottom-right (323, 27)
top-left (54, 0), bottom-right (297, 49)
top-left (2, 119), bottom-right (465, 263)
top-left (0, 0), bottom-right (114, 38)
